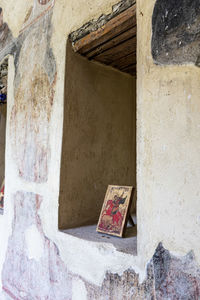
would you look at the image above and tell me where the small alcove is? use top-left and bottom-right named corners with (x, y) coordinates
top-left (59, 1), bottom-right (137, 254)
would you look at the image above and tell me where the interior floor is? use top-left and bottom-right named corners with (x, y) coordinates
top-left (62, 215), bottom-right (137, 255)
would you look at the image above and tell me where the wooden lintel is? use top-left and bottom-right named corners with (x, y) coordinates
top-left (72, 4), bottom-right (136, 54)
top-left (121, 63), bottom-right (136, 72)
top-left (86, 27), bottom-right (136, 59)
top-left (94, 37), bottom-right (136, 65)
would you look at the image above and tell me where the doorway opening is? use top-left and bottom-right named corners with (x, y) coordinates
top-left (59, 1), bottom-right (137, 254)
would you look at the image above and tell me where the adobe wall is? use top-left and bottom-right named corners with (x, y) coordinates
top-left (0, 0), bottom-right (199, 299)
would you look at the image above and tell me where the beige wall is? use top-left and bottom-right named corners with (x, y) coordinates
top-left (1, 0), bottom-right (200, 296)
top-left (137, 0), bottom-right (200, 266)
top-left (59, 42), bottom-right (136, 229)
top-left (0, 1), bottom-right (141, 293)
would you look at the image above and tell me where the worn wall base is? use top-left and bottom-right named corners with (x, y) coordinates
top-left (2, 193), bottom-right (200, 300)
top-left (2, 192), bottom-right (200, 300)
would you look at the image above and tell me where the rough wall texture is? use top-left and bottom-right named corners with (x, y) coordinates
top-left (0, 58), bottom-right (7, 184)
top-left (59, 42), bottom-right (136, 229)
top-left (0, 110), bottom-right (6, 186)
top-left (152, 0), bottom-right (200, 66)
top-left (0, 46), bottom-right (8, 207)
top-left (137, 0), bottom-right (200, 278)
top-left (2, 191), bottom-right (200, 299)
top-left (0, 0), bottom-right (199, 299)
top-left (2, 192), bottom-right (72, 300)
top-left (0, 58), bottom-right (8, 95)
top-left (0, 1), bottom-right (56, 183)
top-left (153, 244), bottom-right (200, 299)
top-left (87, 244), bottom-right (200, 300)
top-left (3, 197), bottom-right (200, 300)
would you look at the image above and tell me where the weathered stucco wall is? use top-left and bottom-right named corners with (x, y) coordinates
top-left (59, 42), bottom-right (136, 229)
top-left (0, 106), bottom-right (6, 186)
top-left (0, 58), bottom-right (7, 188)
top-left (0, 0), bottom-right (199, 299)
top-left (137, 0), bottom-right (200, 267)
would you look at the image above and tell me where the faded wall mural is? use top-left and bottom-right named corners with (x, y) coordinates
top-left (0, 0), bottom-right (199, 299)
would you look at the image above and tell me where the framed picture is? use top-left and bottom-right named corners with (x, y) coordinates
top-left (0, 179), bottom-right (4, 215)
top-left (96, 185), bottom-right (134, 237)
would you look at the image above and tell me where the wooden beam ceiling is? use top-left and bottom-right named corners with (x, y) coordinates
top-left (71, 3), bottom-right (136, 76)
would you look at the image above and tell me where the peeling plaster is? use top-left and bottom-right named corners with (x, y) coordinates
top-left (2, 191), bottom-right (200, 299)
top-left (0, 0), bottom-right (199, 298)
top-left (72, 278), bottom-right (87, 300)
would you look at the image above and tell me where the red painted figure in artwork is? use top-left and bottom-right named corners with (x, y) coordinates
top-left (102, 194), bottom-right (127, 227)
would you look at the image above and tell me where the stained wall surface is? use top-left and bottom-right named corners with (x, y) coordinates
top-left (59, 43), bottom-right (136, 229)
top-left (0, 106), bottom-right (6, 185)
top-left (0, 0), bottom-right (199, 299)
top-left (137, 0), bottom-right (200, 266)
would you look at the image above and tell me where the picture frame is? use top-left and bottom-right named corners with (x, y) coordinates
top-left (96, 185), bottom-right (134, 237)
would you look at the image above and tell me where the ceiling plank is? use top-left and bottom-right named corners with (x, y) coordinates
top-left (110, 52), bottom-right (136, 70)
top-left (86, 26), bottom-right (136, 59)
top-left (93, 37), bottom-right (136, 65)
top-left (120, 63), bottom-right (136, 75)
top-left (127, 69), bottom-right (136, 76)
top-left (72, 4), bottom-right (136, 54)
